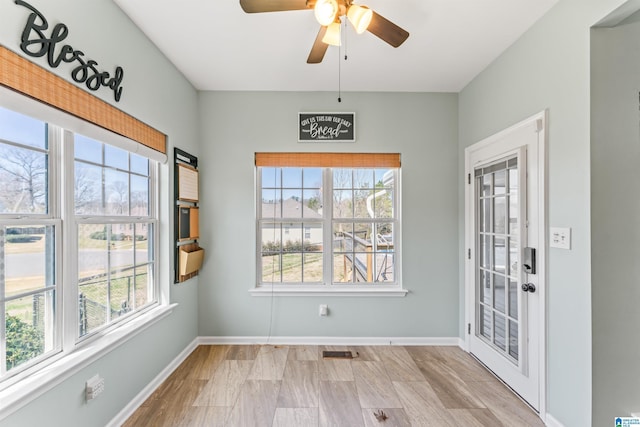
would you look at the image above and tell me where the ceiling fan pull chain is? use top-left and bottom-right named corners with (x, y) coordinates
top-left (338, 42), bottom-right (342, 102)
top-left (344, 18), bottom-right (348, 60)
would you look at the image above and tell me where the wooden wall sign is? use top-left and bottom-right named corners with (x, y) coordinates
top-left (298, 113), bottom-right (355, 142)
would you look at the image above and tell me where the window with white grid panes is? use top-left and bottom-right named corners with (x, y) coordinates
top-left (0, 103), bottom-right (159, 384)
top-left (0, 106), bottom-right (59, 378)
top-left (257, 162), bottom-right (399, 288)
top-left (74, 135), bottom-right (157, 338)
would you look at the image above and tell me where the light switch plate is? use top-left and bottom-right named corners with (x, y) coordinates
top-left (550, 227), bottom-right (571, 249)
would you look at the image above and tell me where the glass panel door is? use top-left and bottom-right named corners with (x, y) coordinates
top-left (475, 156), bottom-right (519, 363)
top-left (466, 113), bottom-right (544, 412)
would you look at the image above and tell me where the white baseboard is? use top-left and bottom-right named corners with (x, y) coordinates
top-left (198, 336), bottom-right (463, 347)
top-left (545, 413), bottom-right (565, 427)
top-left (107, 338), bottom-right (199, 427)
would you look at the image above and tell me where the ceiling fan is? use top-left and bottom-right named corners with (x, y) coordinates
top-left (239, 0), bottom-right (410, 64)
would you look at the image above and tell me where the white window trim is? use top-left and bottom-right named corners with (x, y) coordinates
top-left (249, 286), bottom-right (408, 297)
top-left (253, 166), bottom-right (405, 296)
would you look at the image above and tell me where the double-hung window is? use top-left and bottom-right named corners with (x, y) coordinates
top-left (74, 135), bottom-right (157, 338)
top-left (255, 153), bottom-right (404, 295)
top-left (0, 100), bottom-right (160, 386)
top-left (0, 107), bottom-right (59, 377)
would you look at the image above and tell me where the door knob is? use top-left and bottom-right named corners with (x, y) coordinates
top-left (521, 283), bottom-right (536, 293)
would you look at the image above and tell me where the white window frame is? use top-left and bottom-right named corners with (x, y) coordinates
top-left (0, 117), bottom-right (63, 381)
top-left (68, 132), bottom-right (160, 342)
top-left (252, 165), bottom-right (406, 297)
top-left (0, 86), bottom-right (173, 421)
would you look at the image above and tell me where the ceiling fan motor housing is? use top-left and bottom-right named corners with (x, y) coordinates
top-left (239, 0), bottom-right (410, 64)
top-left (307, 0), bottom-right (352, 17)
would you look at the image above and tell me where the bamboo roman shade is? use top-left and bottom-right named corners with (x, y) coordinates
top-left (0, 45), bottom-right (166, 155)
top-left (255, 152), bottom-right (401, 168)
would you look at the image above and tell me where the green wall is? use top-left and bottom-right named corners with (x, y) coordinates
top-left (196, 91), bottom-right (459, 339)
top-left (0, 1), bottom-right (200, 425)
top-left (458, 0), bottom-right (628, 425)
top-left (591, 12), bottom-right (640, 426)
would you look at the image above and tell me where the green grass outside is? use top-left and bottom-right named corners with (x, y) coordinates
top-left (5, 226), bottom-right (151, 320)
top-left (6, 271), bottom-right (151, 325)
top-left (262, 252), bottom-right (323, 282)
top-left (79, 271), bottom-right (150, 312)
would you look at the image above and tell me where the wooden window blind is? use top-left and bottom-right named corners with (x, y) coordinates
top-left (0, 45), bottom-right (166, 154)
top-left (255, 152), bottom-right (401, 168)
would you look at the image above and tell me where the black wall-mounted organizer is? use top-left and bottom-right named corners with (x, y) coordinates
top-left (174, 148), bottom-right (204, 283)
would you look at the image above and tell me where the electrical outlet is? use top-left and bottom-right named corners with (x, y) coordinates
top-left (319, 304), bottom-right (328, 317)
top-left (86, 374), bottom-right (105, 401)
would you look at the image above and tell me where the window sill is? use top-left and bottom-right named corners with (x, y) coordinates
top-left (0, 303), bottom-right (176, 422)
top-left (249, 286), bottom-right (408, 297)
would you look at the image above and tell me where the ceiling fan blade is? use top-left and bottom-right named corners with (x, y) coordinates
top-left (239, 0), bottom-right (310, 13)
top-left (307, 26), bottom-right (329, 64)
top-left (367, 11), bottom-right (409, 48)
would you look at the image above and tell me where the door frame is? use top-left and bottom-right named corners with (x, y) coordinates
top-left (463, 110), bottom-right (548, 420)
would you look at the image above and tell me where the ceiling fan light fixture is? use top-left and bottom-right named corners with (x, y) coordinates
top-left (347, 4), bottom-right (372, 34)
top-left (314, 0), bottom-right (339, 26)
top-left (322, 21), bottom-right (342, 46)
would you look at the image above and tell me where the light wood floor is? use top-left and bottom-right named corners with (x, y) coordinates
top-left (123, 345), bottom-right (544, 427)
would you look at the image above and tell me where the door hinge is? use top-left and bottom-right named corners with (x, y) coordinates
top-left (468, 248), bottom-right (471, 260)
top-left (468, 173), bottom-right (471, 185)
top-left (467, 323), bottom-right (471, 334)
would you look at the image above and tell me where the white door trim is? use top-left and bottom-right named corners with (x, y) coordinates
top-left (463, 110), bottom-right (547, 420)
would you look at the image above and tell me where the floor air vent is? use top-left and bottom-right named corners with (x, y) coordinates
top-left (322, 351), bottom-right (354, 359)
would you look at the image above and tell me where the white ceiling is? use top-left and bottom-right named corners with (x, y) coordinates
top-left (113, 0), bottom-right (559, 93)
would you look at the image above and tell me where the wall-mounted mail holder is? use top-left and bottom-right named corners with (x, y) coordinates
top-left (174, 148), bottom-right (203, 283)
